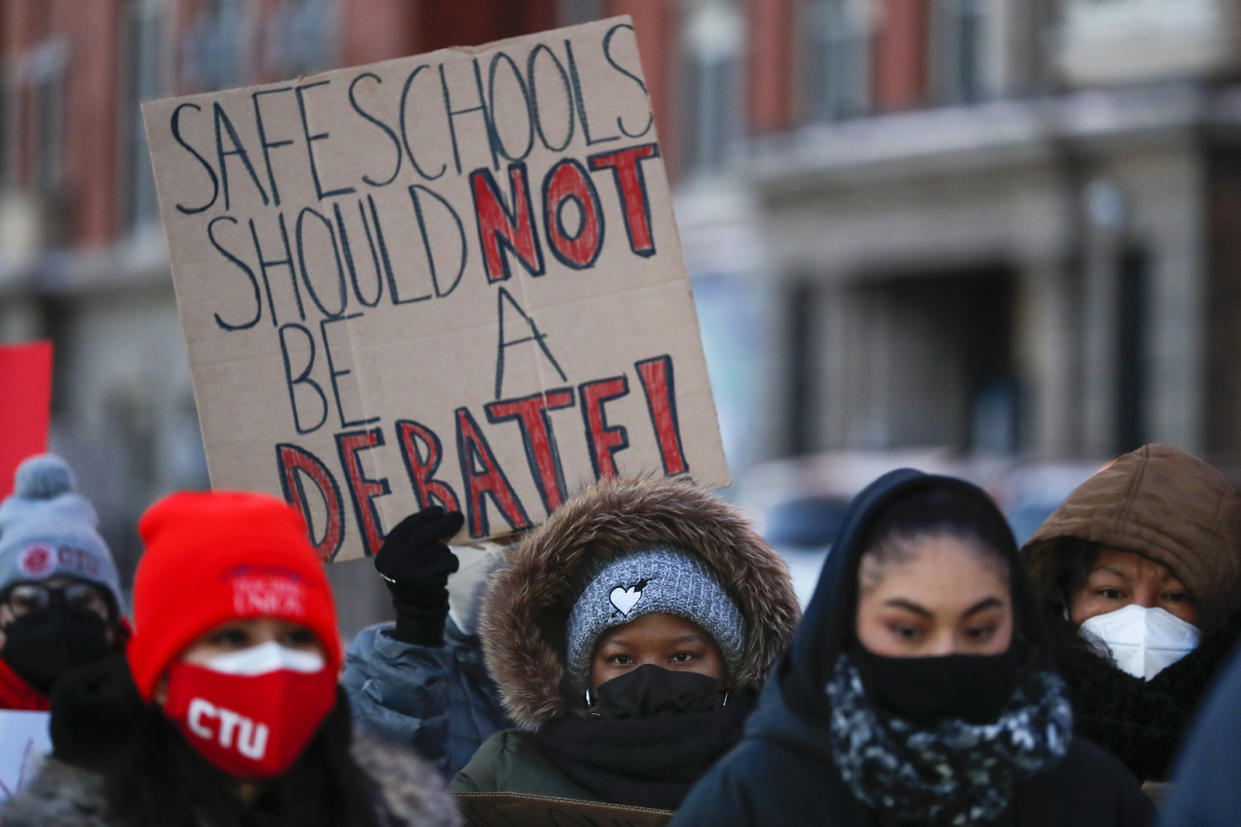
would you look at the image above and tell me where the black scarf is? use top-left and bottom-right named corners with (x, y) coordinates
top-left (826, 653), bottom-right (1072, 827)
top-left (1054, 624), bottom-right (1239, 782)
top-left (534, 690), bottom-right (755, 810)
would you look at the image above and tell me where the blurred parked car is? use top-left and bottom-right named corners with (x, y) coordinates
top-left (740, 450), bottom-right (1103, 606)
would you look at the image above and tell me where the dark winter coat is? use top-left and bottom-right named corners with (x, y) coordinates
top-left (1157, 640), bottom-right (1241, 825)
top-left (450, 477), bottom-right (801, 806)
top-left (674, 469), bottom-right (1155, 827)
top-left (343, 616), bottom-right (511, 776)
top-left (452, 730), bottom-right (597, 800)
top-left (0, 730), bottom-right (461, 827)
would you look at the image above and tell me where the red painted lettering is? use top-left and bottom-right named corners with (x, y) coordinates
top-left (635, 355), bottom-right (689, 476)
top-left (542, 159), bottom-right (603, 269)
top-left (455, 407), bottom-right (531, 537)
top-left (275, 443), bottom-right (344, 562)
top-left (485, 389), bottom-right (575, 512)
top-left (578, 376), bottom-right (630, 480)
top-left (588, 143), bottom-right (659, 257)
top-left (470, 162), bottom-right (544, 282)
top-left (395, 420), bottom-right (462, 512)
top-left (335, 429), bottom-right (391, 556)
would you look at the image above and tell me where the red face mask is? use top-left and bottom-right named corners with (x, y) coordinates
top-left (162, 642), bottom-right (337, 779)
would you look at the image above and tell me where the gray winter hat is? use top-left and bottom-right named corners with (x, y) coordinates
top-left (564, 546), bottom-right (746, 693)
top-left (0, 454), bottom-right (123, 613)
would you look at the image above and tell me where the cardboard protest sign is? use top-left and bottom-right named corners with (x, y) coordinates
top-left (456, 792), bottom-right (672, 827)
top-left (0, 341), bottom-right (53, 499)
top-left (0, 711), bottom-right (50, 801)
top-left (143, 17), bottom-right (728, 561)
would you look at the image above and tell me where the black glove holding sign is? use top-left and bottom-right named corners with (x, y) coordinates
top-left (375, 507), bottom-right (464, 647)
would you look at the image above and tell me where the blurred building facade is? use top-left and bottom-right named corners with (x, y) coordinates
top-left (737, 0), bottom-right (1241, 476)
top-left (4, 0), bottom-right (1241, 580)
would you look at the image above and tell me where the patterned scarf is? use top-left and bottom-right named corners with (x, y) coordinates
top-left (826, 653), bottom-right (1072, 826)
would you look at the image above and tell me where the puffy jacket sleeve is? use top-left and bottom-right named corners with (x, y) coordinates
top-left (342, 619), bottom-right (511, 777)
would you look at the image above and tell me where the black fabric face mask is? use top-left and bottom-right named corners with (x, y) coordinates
top-left (3, 606), bottom-right (112, 694)
top-left (850, 645), bottom-right (1019, 727)
top-left (591, 664), bottom-right (723, 720)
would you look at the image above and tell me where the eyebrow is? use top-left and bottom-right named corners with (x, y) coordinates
top-left (882, 598), bottom-right (931, 618)
top-left (1091, 565), bottom-right (1133, 582)
top-left (882, 597), bottom-right (1004, 619)
top-left (961, 596), bottom-right (1003, 618)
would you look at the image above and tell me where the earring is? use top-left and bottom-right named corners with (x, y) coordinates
top-left (584, 687), bottom-right (595, 708)
top-left (721, 691), bottom-right (729, 708)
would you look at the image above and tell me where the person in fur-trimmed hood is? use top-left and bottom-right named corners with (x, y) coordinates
top-left (450, 476), bottom-right (801, 811)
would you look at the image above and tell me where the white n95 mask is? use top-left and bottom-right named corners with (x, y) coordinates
top-left (1079, 604), bottom-right (1200, 681)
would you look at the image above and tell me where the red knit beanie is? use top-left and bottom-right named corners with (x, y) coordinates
top-left (127, 490), bottom-right (342, 701)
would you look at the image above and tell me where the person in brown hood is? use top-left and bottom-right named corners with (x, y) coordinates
top-left (450, 476), bottom-right (801, 812)
top-left (1023, 443), bottom-right (1241, 782)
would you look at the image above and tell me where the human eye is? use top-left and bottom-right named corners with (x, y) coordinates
top-left (1097, 587), bottom-right (1124, 600)
top-left (606, 653), bottom-right (634, 665)
top-left (887, 623), bottom-right (922, 642)
top-left (1163, 591), bottom-right (1193, 604)
top-left (281, 626), bottom-right (318, 648)
top-left (966, 625), bottom-right (996, 641)
top-left (209, 626), bottom-right (251, 647)
top-left (669, 651), bottom-right (699, 664)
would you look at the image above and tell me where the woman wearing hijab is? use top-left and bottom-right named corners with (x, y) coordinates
top-left (675, 469), bottom-right (1153, 826)
top-left (1023, 444), bottom-right (1241, 783)
top-left (450, 476), bottom-right (801, 812)
top-left (0, 490), bottom-right (459, 827)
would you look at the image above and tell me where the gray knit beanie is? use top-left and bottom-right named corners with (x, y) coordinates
top-left (564, 546), bottom-right (745, 693)
top-left (0, 454), bottom-right (123, 612)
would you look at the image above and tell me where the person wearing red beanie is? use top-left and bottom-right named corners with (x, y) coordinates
top-left (0, 490), bottom-right (461, 827)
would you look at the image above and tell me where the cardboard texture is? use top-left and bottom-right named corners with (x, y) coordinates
top-left (0, 710), bottom-right (50, 801)
top-left (143, 17), bottom-right (728, 561)
top-left (0, 341), bottom-right (53, 500)
top-left (455, 792), bottom-right (672, 827)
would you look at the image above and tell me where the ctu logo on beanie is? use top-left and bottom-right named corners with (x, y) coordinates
top-left (19, 543), bottom-right (103, 580)
top-left (225, 566), bottom-right (306, 618)
top-left (609, 578), bottom-right (651, 617)
top-left (18, 545), bottom-right (54, 578)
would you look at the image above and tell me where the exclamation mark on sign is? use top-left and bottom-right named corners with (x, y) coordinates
top-left (635, 355), bottom-right (689, 476)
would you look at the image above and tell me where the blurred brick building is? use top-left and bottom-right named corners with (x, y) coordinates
top-left (4, 0), bottom-right (1241, 589)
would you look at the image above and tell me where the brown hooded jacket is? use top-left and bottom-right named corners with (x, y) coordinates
top-left (1024, 443), bottom-right (1241, 628)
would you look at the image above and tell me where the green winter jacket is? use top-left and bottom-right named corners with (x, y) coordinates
top-left (450, 730), bottom-right (597, 801)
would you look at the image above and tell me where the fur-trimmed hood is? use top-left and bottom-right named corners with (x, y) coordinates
top-left (479, 477), bottom-right (801, 730)
top-left (0, 730), bottom-right (460, 827)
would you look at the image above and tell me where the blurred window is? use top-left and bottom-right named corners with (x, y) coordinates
top-left (932, 0), bottom-right (992, 104)
top-left (15, 40), bottom-right (69, 191)
top-left (681, 2), bottom-right (744, 174)
top-left (558, 0), bottom-right (605, 26)
top-left (263, 0), bottom-right (335, 80)
top-left (120, 0), bottom-right (166, 230)
top-left (803, 0), bottom-right (873, 122)
top-left (0, 66), bottom-right (11, 190)
top-left (184, 0), bottom-right (247, 92)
